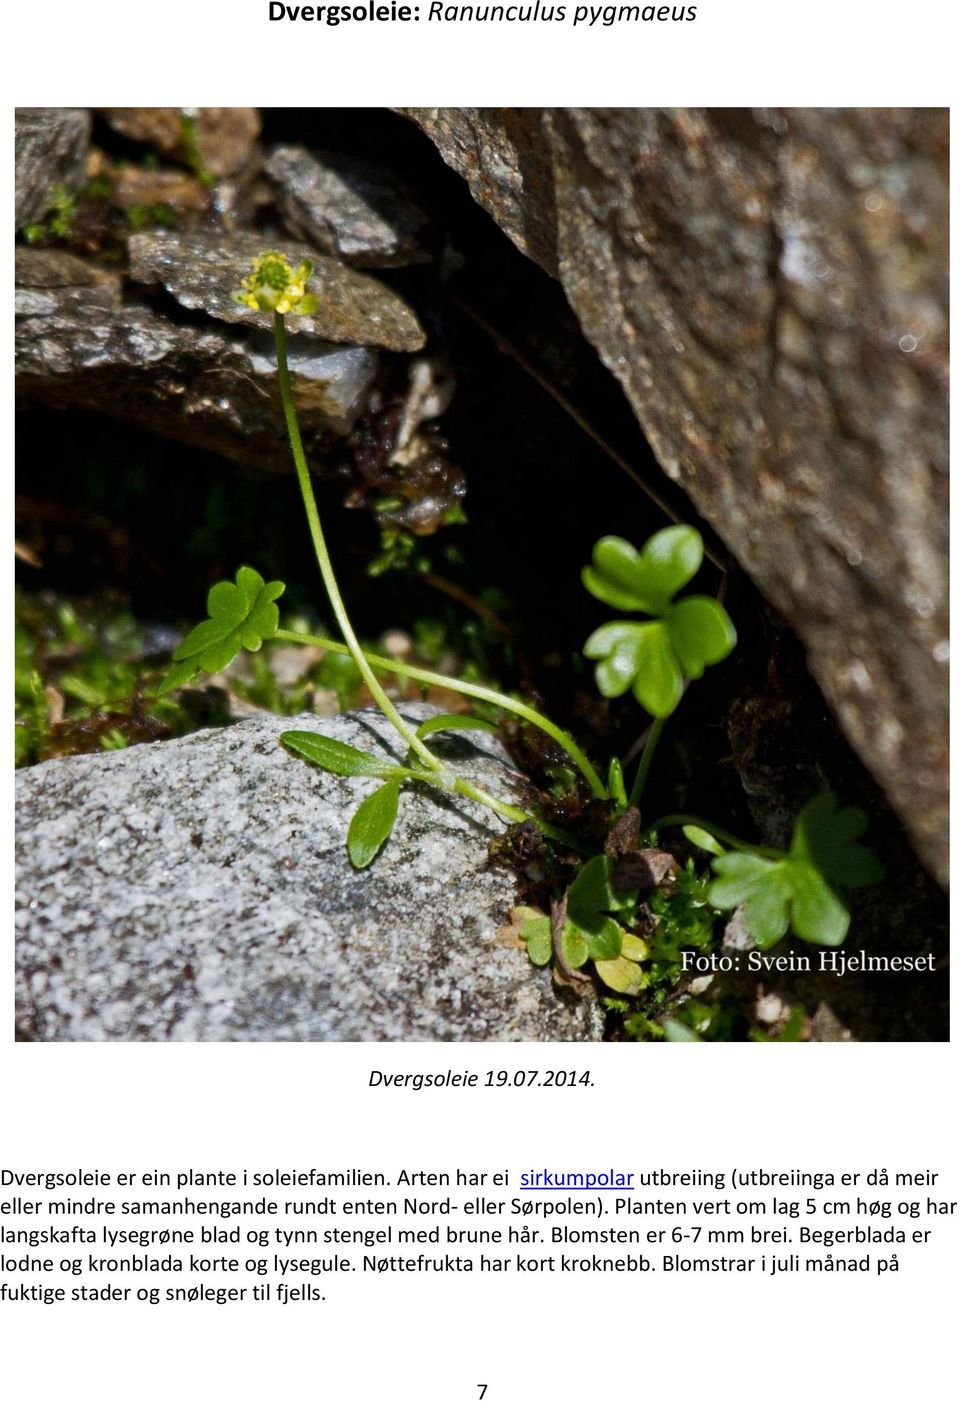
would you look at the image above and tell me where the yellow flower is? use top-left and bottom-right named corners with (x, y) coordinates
top-left (232, 252), bottom-right (318, 316)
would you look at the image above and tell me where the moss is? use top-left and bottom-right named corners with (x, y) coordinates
top-left (14, 589), bottom-right (223, 766)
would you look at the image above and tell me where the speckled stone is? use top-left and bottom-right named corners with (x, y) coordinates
top-left (15, 707), bottom-right (603, 1044)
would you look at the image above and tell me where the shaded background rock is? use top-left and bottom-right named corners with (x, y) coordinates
top-left (15, 108), bottom-right (91, 229)
top-left (98, 107), bottom-right (261, 180)
top-left (400, 107), bottom-right (949, 888)
top-left (266, 145), bottom-right (432, 267)
top-left (111, 165), bottom-right (212, 221)
top-left (15, 706), bottom-right (603, 1043)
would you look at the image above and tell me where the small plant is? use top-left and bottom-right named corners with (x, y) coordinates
top-left (514, 856), bottom-right (648, 996)
top-left (161, 251), bottom-right (883, 1004)
top-left (164, 252), bottom-right (594, 863)
top-left (160, 567), bottom-right (285, 694)
top-left (21, 181), bottom-right (77, 245)
top-left (683, 794), bottom-right (884, 948)
top-left (583, 529), bottom-right (736, 718)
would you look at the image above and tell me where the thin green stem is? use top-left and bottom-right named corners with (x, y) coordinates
top-left (274, 628), bottom-right (608, 799)
top-left (384, 767), bottom-right (590, 853)
top-left (274, 314), bottom-right (589, 855)
top-left (628, 716), bottom-right (665, 810)
top-left (452, 778), bottom-right (589, 851)
top-left (650, 814), bottom-right (783, 861)
top-left (273, 312), bottom-right (440, 773)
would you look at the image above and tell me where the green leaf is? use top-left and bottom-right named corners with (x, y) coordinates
top-left (640, 526), bottom-right (704, 609)
top-left (520, 916), bottom-right (553, 967)
top-left (156, 658), bottom-right (197, 695)
top-left (790, 793), bottom-right (884, 889)
top-left (707, 851), bottom-right (778, 908)
top-left (788, 862), bottom-right (850, 947)
top-left (414, 713), bottom-right (498, 741)
top-left (582, 538), bottom-right (660, 613)
top-left (582, 528), bottom-right (703, 615)
top-left (667, 596), bottom-right (737, 679)
top-left (568, 855), bottom-right (637, 920)
top-left (631, 622), bottom-right (684, 718)
top-left (584, 622), bottom-right (644, 699)
top-left (683, 825), bottom-right (726, 856)
top-left (159, 567), bottom-right (285, 693)
top-left (607, 757), bottom-right (628, 810)
top-left (583, 917), bottom-right (623, 963)
top-left (705, 793), bottom-right (880, 950)
top-left (347, 781), bottom-right (401, 869)
top-left (281, 731), bottom-right (407, 780)
top-left (595, 955), bottom-right (647, 995)
top-left (620, 933), bottom-right (649, 962)
top-left (561, 923), bottom-right (590, 970)
top-left (740, 872), bottom-right (793, 950)
top-left (581, 527), bottom-right (735, 720)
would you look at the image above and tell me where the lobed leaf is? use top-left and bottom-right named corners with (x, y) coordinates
top-left (630, 621), bottom-right (684, 718)
top-left (581, 527), bottom-right (735, 720)
top-left (790, 793), bottom-right (884, 889)
top-left (582, 528), bottom-right (703, 615)
top-left (583, 538), bottom-right (660, 613)
top-left (158, 566), bottom-right (285, 694)
top-left (519, 916), bottom-right (553, 967)
top-left (582, 916), bottom-right (624, 963)
top-left (740, 872), bottom-right (793, 950)
top-left (584, 622), bottom-right (644, 698)
top-left (708, 851), bottom-right (779, 908)
top-left (568, 855), bottom-right (637, 920)
top-left (640, 526), bottom-right (704, 609)
top-left (788, 862), bottom-right (850, 947)
top-left (705, 793), bottom-right (880, 950)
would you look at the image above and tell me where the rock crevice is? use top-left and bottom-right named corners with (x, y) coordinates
top-left (401, 107), bottom-right (948, 886)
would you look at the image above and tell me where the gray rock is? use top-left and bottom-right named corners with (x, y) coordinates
top-left (402, 108), bottom-right (949, 887)
top-left (15, 707), bottom-right (602, 1043)
top-left (16, 276), bottom-right (378, 458)
top-left (267, 144), bottom-right (431, 267)
top-left (128, 230), bottom-right (426, 352)
top-left (15, 107), bottom-right (91, 230)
